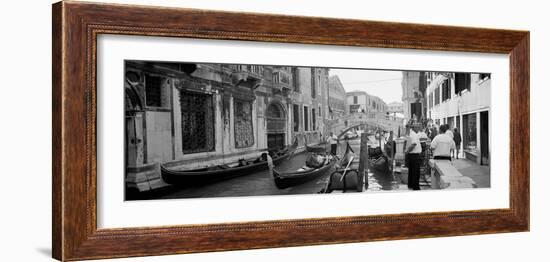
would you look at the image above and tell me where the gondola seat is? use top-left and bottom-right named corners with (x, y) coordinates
top-left (324, 169), bottom-right (360, 193)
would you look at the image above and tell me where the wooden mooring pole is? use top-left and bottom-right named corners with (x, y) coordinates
top-left (358, 132), bottom-right (369, 191)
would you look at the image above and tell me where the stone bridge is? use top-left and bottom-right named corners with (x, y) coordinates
top-left (327, 113), bottom-right (404, 138)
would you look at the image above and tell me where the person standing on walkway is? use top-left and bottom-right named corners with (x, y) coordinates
top-left (453, 128), bottom-right (462, 159)
top-left (406, 123), bottom-right (422, 190)
top-left (444, 124), bottom-right (454, 157)
top-left (327, 132), bottom-right (338, 156)
top-left (429, 124), bottom-right (438, 141)
top-left (444, 124), bottom-right (454, 140)
top-left (430, 125), bottom-right (456, 161)
top-left (422, 128), bottom-right (428, 140)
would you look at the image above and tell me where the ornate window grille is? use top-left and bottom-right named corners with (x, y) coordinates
top-left (179, 91), bottom-right (215, 154)
top-left (234, 99), bottom-right (255, 148)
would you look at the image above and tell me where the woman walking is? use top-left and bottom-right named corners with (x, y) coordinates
top-left (452, 128), bottom-right (462, 159)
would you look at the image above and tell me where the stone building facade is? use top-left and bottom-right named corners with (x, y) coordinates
top-left (401, 71), bottom-right (427, 121)
top-left (346, 90), bottom-right (368, 114)
top-left (426, 72), bottom-right (491, 165)
top-left (346, 90), bottom-right (388, 115)
top-left (289, 67), bottom-right (331, 145)
top-left (328, 75), bottom-right (348, 119)
top-left (124, 61), bottom-right (329, 191)
top-left (365, 94), bottom-right (388, 114)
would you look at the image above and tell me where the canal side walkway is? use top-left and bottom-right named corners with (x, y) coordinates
top-left (452, 158), bottom-right (490, 188)
top-left (395, 157), bottom-right (490, 191)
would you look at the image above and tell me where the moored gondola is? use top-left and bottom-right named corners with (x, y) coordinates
top-left (272, 156), bottom-right (335, 189)
top-left (162, 139), bottom-right (298, 185)
top-left (304, 136), bottom-right (327, 153)
top-left (273, 143), bottom-right (353, 189)
top-left (367, 145), bottom-right (391, 172)
top-left (305, 144), bottom-right (327, 153)
top-left (369, 155), bottom-right (389, 172)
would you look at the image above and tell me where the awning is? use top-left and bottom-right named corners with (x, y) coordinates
top-left (427, 73), bottom-right (450, 93)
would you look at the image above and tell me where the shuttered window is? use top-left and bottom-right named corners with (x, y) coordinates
top-left (145, 75), bottom-right (163, 107)
top-left (455, 73), bottom-right (471, 94)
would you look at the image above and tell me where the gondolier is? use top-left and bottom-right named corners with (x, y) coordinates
top-left (327, 132), bottom-right (338, 155)
top-left (406, 123), bottom-right (422, 190)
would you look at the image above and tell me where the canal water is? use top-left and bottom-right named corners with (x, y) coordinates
top-left (160, 138), bottom-right (400, 200)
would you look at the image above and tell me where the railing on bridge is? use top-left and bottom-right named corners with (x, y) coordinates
top-left (328, 113), bottom-right (404, 138)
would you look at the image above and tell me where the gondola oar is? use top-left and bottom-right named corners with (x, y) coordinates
top-left (339, 156), bottom-right (355, 182)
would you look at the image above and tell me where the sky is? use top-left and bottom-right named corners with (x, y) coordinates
top-left (329, 68), bottom-right (403, 104)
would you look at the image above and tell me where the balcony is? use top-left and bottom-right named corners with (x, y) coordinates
top-left (272, 69), bottom-right (292, 91)
top-left (231, 65), bottom-right (265, 88)
top-left (232, 65), bottom-right (264, 80)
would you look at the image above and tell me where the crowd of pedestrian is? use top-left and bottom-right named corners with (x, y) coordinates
top-left (405, 121), bottom-right (462, 190)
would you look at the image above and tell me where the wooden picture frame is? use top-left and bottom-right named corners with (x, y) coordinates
top-left (52, 1), bottom-right (529, 261)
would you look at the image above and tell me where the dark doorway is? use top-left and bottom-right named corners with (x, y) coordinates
top-left (480, 111), bottom-right (490, 165)
top-left (266, 102), bottom-right (287, 150)
top-left (410, 102), bottom-right (422, 120)
top-left (267, 134), bottom-right (285, 150)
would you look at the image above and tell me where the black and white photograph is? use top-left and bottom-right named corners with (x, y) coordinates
top-left (124, 61), bottom-right (491, 200)
top-left (2, 0), bottom-right (545, 261)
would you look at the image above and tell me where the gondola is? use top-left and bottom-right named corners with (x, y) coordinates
top-left (368, 146), bottom-right (390, 172)
top-left (320, 143), bottom-right (360, 193)
top-left (369, 155), bottom-right (389, 172)
top-left (272, 156), bottom-right (335, 189)
top-left (161, 139), bottom-right (298, 185)
top-left (305, 143), bottom-right (327, 153)
top-left (273, 143), bottom-right (353, 189)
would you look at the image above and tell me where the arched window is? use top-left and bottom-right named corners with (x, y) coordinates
top-left (267, 103), bottom-right (284, 118)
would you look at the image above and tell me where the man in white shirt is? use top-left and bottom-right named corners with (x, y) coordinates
top-left (406, 123), bottom-right (422, 190)
top-left (431, 125), bottom-right (456, 161)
